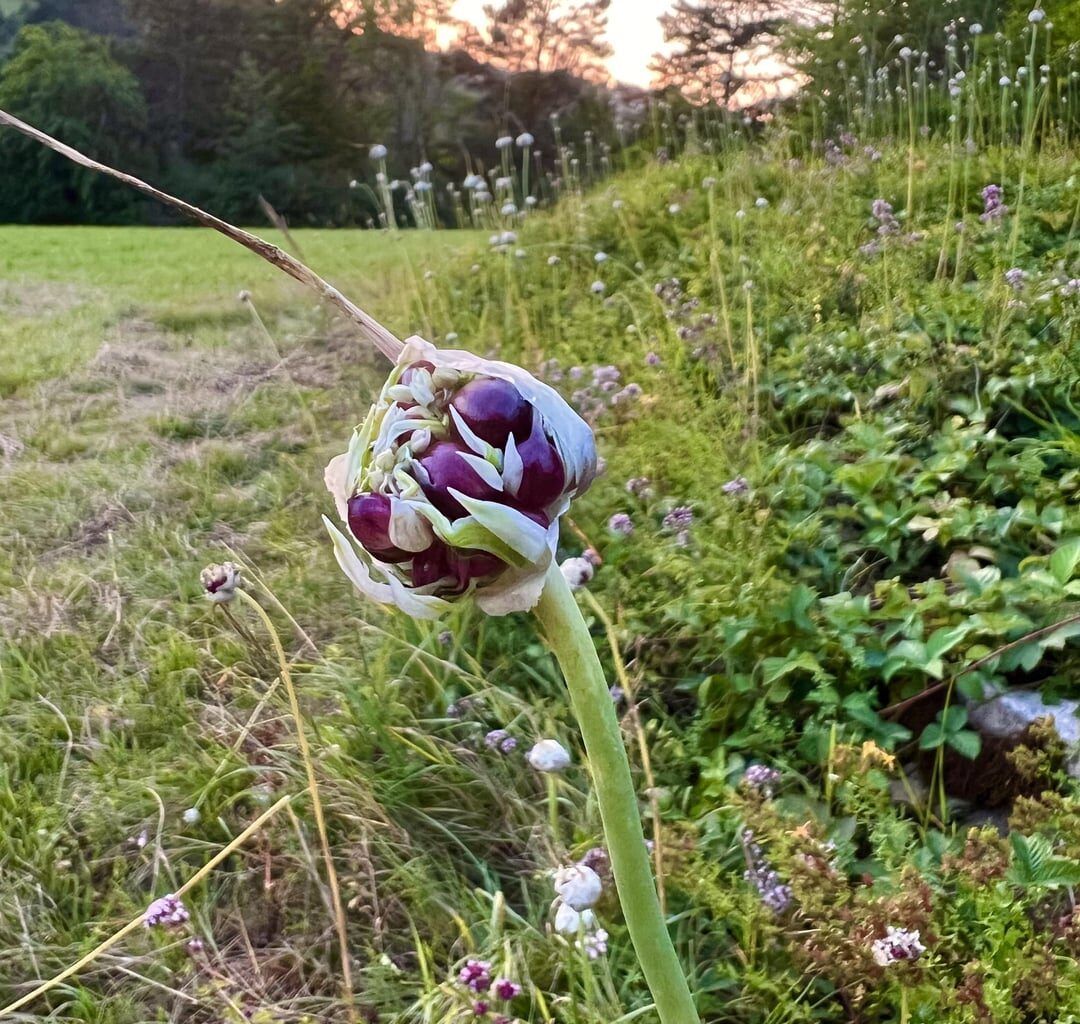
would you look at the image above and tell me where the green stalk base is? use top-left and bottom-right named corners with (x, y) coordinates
top-left (534, 563), bottom-right (700, 1024)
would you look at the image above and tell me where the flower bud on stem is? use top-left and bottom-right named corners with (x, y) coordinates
top-left (533, 563), bottom-right (699, 1024)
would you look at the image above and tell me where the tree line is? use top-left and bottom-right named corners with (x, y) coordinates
top-left (0, 0), bottom-right (1045, 226)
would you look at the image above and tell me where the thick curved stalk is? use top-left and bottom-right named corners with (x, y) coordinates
top-left (533, 564), bottom-right (699, 1024)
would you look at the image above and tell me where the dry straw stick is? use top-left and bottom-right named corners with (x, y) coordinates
top-left (0, 794), bottom-right (293, 1018)
top-left (0, 108), bottom-right (404, 364)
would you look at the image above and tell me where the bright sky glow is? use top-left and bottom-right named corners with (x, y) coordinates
top-left (447, 0), bottom-right (671, 88)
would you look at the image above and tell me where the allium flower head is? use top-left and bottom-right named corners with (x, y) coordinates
top-left (201, 561), bottom-right (242, 603)
top-left (1005, 267), bottom-right (1028, 290)
top-left (590, 280), bottom-right (606, 294)
top-left (1029, 7), bottom-right (1045, 22)
top-left (144, 893), bottom-right (190, 929)
top-left (871, 927), bottom-right (926, 966)
top-left (608, 512), bottom-right (634, 536)
top-left (980, 183), bottom-right (1008, 222)
top-left (323, 338), bottom-right (597, 619)
top-left (369, 144), bottom-right (388, 160)
top-left (516, 132), bottom-right (534, 147)
top-left (495, 135), bottom-right (513, 149)
top-left (722, 476), bottom-right (750, 495)
top-left (554, 863), bottom-right (603, 910)
top-left (663, 506), bottom-right (694, 531)
top-left (527, 738), bottom-right (571, 772)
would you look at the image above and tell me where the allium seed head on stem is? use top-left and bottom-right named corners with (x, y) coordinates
top-left (324, 338), bottom-right (596, 619)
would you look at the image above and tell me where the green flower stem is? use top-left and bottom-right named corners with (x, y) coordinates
top-left (533, 563), bottom-right (699, 1024)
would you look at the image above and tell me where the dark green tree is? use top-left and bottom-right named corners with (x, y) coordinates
top-left (0, 21), bottom-right (147, 221)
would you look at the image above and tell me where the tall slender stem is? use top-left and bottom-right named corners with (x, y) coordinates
top-left (533, 564), bottom-right (699, 1024)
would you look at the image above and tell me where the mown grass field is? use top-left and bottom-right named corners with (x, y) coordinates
top-left (4, 132), bottom-right (1080, 1024)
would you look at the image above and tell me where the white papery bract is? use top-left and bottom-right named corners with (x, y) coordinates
top-left (554, 863), bottom-right (603, 910)
top-left (324, 337), bottom-right (597, 620)
top-left (527, 738), bottom-right (572, 772)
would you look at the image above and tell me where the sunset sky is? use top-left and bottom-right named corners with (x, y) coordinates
top-left (447, 0), bottom-right (671, 87)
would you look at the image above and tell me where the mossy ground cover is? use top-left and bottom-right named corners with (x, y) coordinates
top-left (3, 135), bottom-right (1080, 1023)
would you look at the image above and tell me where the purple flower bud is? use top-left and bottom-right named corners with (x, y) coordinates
top-left (414, 441), bottom-right (502, 520)
top-left (347, 493), bottom-right (409, 560)
top-left (513, 411), bottom-right (566, 509)
top-left (608, 512), bottom-right (634, 536)
top-left (473, 1001), bottom-right (490, 1016)
top-left (450, 377), bottom-right (533, 448)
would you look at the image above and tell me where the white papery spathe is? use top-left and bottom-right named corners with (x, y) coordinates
top-left (554, 902), bottom-right (597, 935)
top-left (526, 738), bottom-right (572, 773)
top-left (553, 864), bottom-right (603, 910)
top-left (324, 336), bottom-right (597, 620)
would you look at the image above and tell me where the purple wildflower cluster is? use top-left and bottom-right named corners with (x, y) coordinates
top-left (458, 959), bottom-right (492, 991)
top-left (871, 926), bottom-right (926, 966)
top-left (742, 764), bottom-right (782, 796)
top-left (608, 512), bottom-right (634, 536)
top-left (662, 505), bottom-right (694, 546)
top-left (1005, 267), bottom-right (1028, 291)
top-left (655, 278), bottom-right (721, 362)
top-left (742, 830), bottom-right (793, 914)
top-left (871, 199), bottom-right (899, 235)
top-left (484, 728), bottom-right (518, 754)
top-left (457, 960), bottom-right (522, 1020)
top-left (722, 476), bottom-right (750, 496)
top-left (980, 183), bottom-right (1008, 223)
top-left (144, 894), bottom-right (190, 929)
top-left (540, 360), bottom-right (643, 424)
top-left (824, 138), bottom-right (848, 166)
top-left (579, 928), bottom-right (610, 959)
top-left (625, 476), bottom-right (653, 500)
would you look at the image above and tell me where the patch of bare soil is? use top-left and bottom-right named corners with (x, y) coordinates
top-left (86, 317), bottom-right (274, 412)
top-left (0, 278), bottom-right (96, 317)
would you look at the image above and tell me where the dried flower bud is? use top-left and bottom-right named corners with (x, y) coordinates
top-left (324, 337), bottom-right (597, 619)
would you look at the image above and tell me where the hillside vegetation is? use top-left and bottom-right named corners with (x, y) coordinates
top-left (3, 121), bottom-right (1080, 1022)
